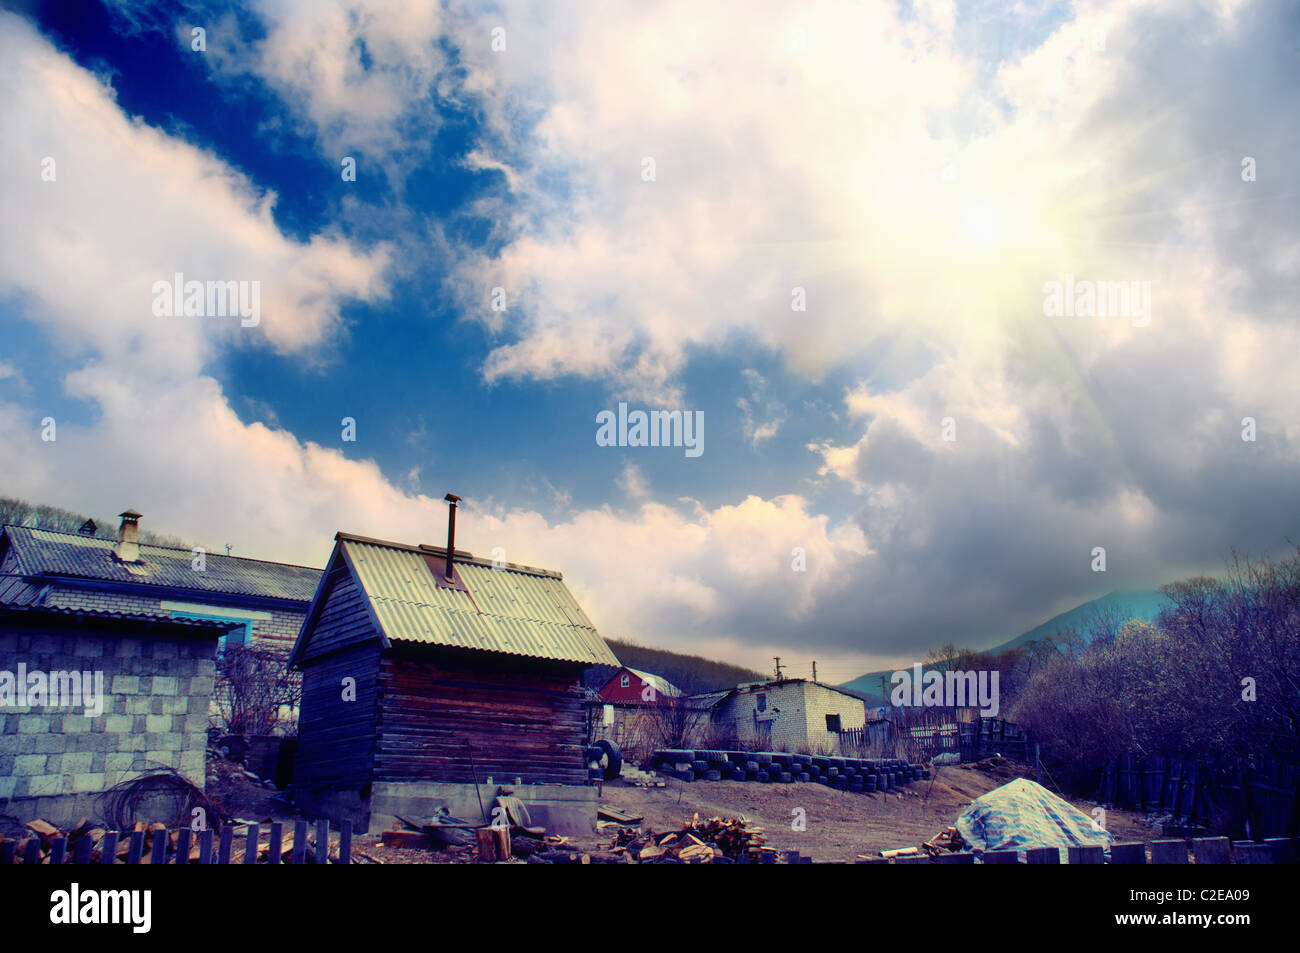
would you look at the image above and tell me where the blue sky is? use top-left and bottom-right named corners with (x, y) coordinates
top-left (2, 0), bottom-right (1298, 678)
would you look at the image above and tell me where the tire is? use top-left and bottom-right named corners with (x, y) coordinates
top-left (797, 772), bottom-right (810, 783)
top-left (778, 772), bottom-right (793, 783)
top-left (655, 749), bottom-right (694, 765)
top-left (704, 769), bottom-right (722, 781)
top-left (593, 739), bottom-right (623, 780)
top-left (691, 760), bottom-right (709, 772)
top-left (744, 761), bottom-right (760, 773)
top-left (756, 771), bottom-right (771, 783)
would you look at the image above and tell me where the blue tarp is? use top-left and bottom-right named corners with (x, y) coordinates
top-left (956, 778), bottom-right (1114, 860)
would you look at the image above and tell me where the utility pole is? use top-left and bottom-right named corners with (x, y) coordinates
top-left (811, 661), bottom-right (817, 683)
top-left (773, 657), bottom-right (784, 681)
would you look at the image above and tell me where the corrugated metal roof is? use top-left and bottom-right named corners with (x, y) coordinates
top-left (341, 537), bottom-right (619, 666)
top-left (1, 525), bottom-right (321, 602)
top-left (625, 667), bottom-right (684, 697)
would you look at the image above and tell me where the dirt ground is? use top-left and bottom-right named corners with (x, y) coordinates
top-left (196, 753), bottom-right (1150, 863)
top-left (571, 757), bottom-right (1152, 861)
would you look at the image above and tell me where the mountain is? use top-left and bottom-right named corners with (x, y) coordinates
top-left (836, 588), bottom-right (1171, 704)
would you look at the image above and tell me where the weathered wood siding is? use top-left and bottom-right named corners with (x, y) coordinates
top-left (292, 570), bottom-right (381, 787)
top-left (374, 650), bottom-right (588, 785)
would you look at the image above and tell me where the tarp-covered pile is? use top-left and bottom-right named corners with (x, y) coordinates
top-left (956, 778), bottom-right (1114, 860)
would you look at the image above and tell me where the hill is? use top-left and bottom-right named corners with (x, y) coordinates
top-left (837, 588), bottom-right (1171, 704)
top-left (584, 639), bottom-right (766, 697)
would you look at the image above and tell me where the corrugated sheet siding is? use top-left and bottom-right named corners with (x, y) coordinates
top-left (344, 541), bottom-right (618, 666)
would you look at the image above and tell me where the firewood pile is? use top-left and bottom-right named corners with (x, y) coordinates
top-left (605, 813), bottom-right (774, 864)
top-left (922, 826), bottom-right (967, 857)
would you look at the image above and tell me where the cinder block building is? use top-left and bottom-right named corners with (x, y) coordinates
top-left (696, 678), bottom-right (868, 754)
top-left (0, 511), bottom-right (321, 824)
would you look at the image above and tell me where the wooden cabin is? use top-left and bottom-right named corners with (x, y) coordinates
top-left (288, 531), bottom-right (619, 799)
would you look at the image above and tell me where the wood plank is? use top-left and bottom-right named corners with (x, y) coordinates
top-left (1111, 843), bottom-right (1146, 864)
top-left (74, 833), bottom-right (93, 865)
top-left (981, 850), bottom-right (1019, 864)
top-left (1025, 846), bottom-right (1060, 864)
top-left (197, 829), bottom-right (214, 865)
top-left (218, 826), bottom-right (234, 865)
top-left (126, 831), bottom-right (144, 865)
top-left (292, 821), bottom-right (307, 864)
top-left (98, 833), bottom-right (117, 865)
top-left (244, 824), bottom-right (260, 864)
top-left (267, 822), bottom-right (283, 864)
top-left (1149, 840), bottom-right (1187, 864)
top-left (1232, 842), bottom-right (1273, 865)
top-left (1067, 845), bottom-right (1104, 864)
top-left (1192, 837), bottom-right (1232, 864)
top-left (338, 821), bottom-right (352, 865)
top-left (316, 820), bottom-right (330, 865)
top-left (174, 828), bottom-right (191, 865)
top-left (151, 830), bottom-right (168, 864)
top-left (49, 837), bottom-right (67, 865)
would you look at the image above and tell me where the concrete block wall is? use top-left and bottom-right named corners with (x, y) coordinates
top-left (0, 628), bottom-right (217, 825)
top-left (802, 682), bottom-right (867, 752)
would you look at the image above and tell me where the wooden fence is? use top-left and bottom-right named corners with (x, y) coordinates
top-left (1098, 756), bottom-right (1299, 839)
top-left (839, 715), bottom-right (1030, 763)
top-left (0, 819), bottom-right (352, 865)
top-left (856, 836), bottom-right (1297, 864)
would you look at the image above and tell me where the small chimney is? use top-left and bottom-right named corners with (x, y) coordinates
top-left (443, 493), bottom-right (461, 580)
top-left (114, 509), bottom-right (142, 563)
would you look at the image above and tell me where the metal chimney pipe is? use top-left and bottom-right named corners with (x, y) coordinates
top-left (444, 493), bottom-right (461, 580)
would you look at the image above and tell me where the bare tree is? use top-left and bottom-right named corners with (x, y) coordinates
top-left (212, 645), bottom-right (301, 737)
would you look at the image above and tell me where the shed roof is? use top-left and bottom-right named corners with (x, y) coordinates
top-left (620, 667), bottom-right (683, 697)
top-left (0, 525), bottom-right (321, 603)
top-left (292, 532), bottom-right (619, 667)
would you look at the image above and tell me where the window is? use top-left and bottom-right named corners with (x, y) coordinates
top-left (757, 693), bottom-right (767, 712)
top-left (620, 674), bottom-right (630, 688)
top-left (826, 713), bottom-right (842, 732)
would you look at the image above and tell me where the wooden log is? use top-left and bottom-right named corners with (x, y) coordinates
top-left (383, 830), bottom-right (436, 850)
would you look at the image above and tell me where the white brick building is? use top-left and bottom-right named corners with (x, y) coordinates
top-left (697, 678), bottom-right (867, 754)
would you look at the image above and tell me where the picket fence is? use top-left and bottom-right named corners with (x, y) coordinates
top-left (0, 819), bottom-right (352, 865)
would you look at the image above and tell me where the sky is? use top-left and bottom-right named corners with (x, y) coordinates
top-left (1, 0), bottom-right (1297, 682)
